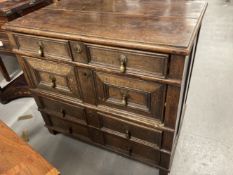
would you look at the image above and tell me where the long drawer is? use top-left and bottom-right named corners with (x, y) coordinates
top-left (43, 113), bottom-right (161, 165)
top-left (98, 113), bottom-right (162, 147)
top-left (104, 132), bottom-right (160, 164)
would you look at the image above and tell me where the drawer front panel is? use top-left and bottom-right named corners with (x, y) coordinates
top-left (104, 133), bottom-right (160, 163)
top-left (95, 71), bottom-right (166, 120)
top-left (22, 57), bottom-right (81, 98)
top-left (39, 97), bottom-right (86, 122)
top-left (87, 44), bottom-right (168, 77)
top-left (99, 112), bottom-right (162, 147)
top-left (14, 34), bottom-right (72, 60)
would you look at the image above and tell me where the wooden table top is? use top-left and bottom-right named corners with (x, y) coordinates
top-left (0, 121), bottom-right (59, 175)
top-left (3, 0), bottom-right (208, 55)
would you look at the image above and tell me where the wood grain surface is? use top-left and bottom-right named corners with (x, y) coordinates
top-left (0, 121), bottom-right (59, 175)
top-left (3, 0), bottom-right (207, 55)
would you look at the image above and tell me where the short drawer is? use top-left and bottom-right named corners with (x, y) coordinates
top-left (94, 71), bottom-right (166, 121)
top-left (99, 112), bottom-right (162, 148)
top-left (104, 133), bottom-right (160, 164)
top-left (39, 97), bottom-right (86, 123)
top-left (22, 56), bottom-right (81, 99)
top-left (14, 34), bottom-right (72, 60)
top-left (78, 44), bottom-right (169, 78)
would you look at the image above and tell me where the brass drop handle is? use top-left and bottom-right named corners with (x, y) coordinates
top-left (119, 54), bottom-right (127, 73)
top-left (38, 41), bottom-right (44, 57)
top-left (125, 129), bottom-right (131, 139)
top-left (50, 76), bottom-right (56, 88)
top-left (127, 146), bottom-right (132, 156)
top-left (60, 109), bottom-right (66, 118)
top-left (122, 94), bottom-right (127, 106)
top-left (75, 44), bottom-right (82, 53)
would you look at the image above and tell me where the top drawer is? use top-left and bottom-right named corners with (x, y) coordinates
top-left (70, 42), bottom-right (169, 78)
top-left (14, 34), bottom-right (72, 60)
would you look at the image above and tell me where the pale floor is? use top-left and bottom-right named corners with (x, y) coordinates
top-left (0, 0), bottom-right (233, 174)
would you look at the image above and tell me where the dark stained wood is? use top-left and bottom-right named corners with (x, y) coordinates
top-left (0, 0), bottom-right (52, 104)
top-left (3, 1), bottom-right (207, 175)
top-left (0, 120), bottom-right (59, 175)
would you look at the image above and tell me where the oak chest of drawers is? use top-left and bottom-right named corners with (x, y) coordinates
top-left (3, 0), bottom-right (207, 174)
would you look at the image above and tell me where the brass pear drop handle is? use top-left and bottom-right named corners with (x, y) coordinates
top-left (75, 44), bottom-right (82, 53)
top-left (119, 54), bottom-right (127, 73)
top-left (125, 129), bottom-right (131, 139)
top-left (122, 93), bottom-right (127, 106)
top-left (49, 76), bottom-right (56, 88)
top-left (38, 41), bottom-right (44, 57)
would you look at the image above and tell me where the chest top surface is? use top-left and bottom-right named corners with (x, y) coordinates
top-left (3, 0), bottom-right (207, 55)
top-left (0, 0), bottom-right (48, 16)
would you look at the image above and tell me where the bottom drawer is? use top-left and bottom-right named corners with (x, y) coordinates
top-left (99, 112), bottom-right (162, 148)
top-left (104, 133), bottom-right (160, 164)
top-left (40, 111), bottom-right (162, 167)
